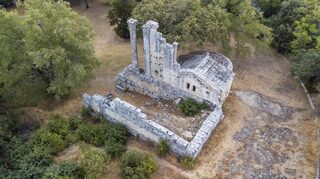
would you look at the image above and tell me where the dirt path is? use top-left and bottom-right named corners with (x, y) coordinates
top-left (25, 1), bottom-right (318, 178)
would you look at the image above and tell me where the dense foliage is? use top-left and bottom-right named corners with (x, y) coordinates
top-left (43, 162), bottom-right (85, 179)
top-left (132, 0), bottom-right (271, 55)
top-left (253, 0), bottom-right (320, 90)
top-left (119, 150), bottom-right (157, 179)
top-left (0, 0), bottom-right (97, 106)
top-left (77, 120), bottom-right (129, 146)
top-left (81, 146), bottom-right (111, 179)
top-left (0, 110), bottom-right (131, 178)
top-left (179, 99), bottom-right (208, 116)
top-left (108, 0), bottom-right (136, 38)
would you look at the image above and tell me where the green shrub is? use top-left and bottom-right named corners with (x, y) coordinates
top-left (14, 147), bottom-right (53, 179)
top-left (68, 115), bottom-right (82, 131)
top-left (119, 150), bottom-right (157, 179)
top-left (77, 124), bottom-right (101, 145)
top-left (179, 156), bottom-right (195, 170)
top-left (47, 115), bottom-right (69, 139)
top-left (77, 122), bottom-right (129, 146)
top-left (30, 129), bottom-right (66, 154)
top-left (100, 122), bottom-right (129, 145)
top-left (43, 162), bottom-right (85, 179)
top-left (108, 0), bottom-right (136, 38)
top-left (80, 107), bottom-right (91, 118)
top-left (80, 146), bottom-right (111, 179)
top-left (0, 111), bottom-right (21, 138)
top-left (105, 141), bottom-right (126, 158)
top-left (156, 139), bottom-right (169, 157)
top-left (179, 99), bottom-right (208, 116)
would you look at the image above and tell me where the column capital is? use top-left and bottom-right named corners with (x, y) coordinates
top-left (173, 42), bottom-right (179, 47)
top-left (127, 18), bottom-right (138, 29)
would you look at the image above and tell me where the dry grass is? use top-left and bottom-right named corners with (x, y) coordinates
top-left (22, 0), bottom-right (318, 178)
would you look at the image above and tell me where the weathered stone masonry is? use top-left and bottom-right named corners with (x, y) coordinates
top-left (83, 19), bottom-right (234, 158)
top-left (83, 93), bottom-right (224, 158)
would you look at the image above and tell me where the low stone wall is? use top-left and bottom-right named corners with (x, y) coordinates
top-left (83, 93), bottom-right (224, 158)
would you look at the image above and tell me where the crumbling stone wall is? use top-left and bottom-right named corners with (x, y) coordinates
top-left (117, 65), bottom-right (215, 105)
top-left (83, 93), bottom-right (224, 158)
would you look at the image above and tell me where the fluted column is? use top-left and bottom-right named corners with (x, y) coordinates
top-left (127, 18), bottom-right (139, 68)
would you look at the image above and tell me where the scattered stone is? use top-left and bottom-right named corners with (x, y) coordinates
top-left (244, 142), bottom-right (288, 167)
top-left (173, 98), bottom-right (182, 105)
top-left (235, 91), bottom-right (294, 121)
top-left (285, 168), bottom-right (296, 176)
top-left (182, 131), bottom-right (193, 139)
top-left (145, 100), bottom-right (153, 106)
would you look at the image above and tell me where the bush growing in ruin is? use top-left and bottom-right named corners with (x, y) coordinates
top-left (156, 139), bottom-right (170, 157)
top-left (179, 156), bottom-right (195, 170)
top-left (179, 99), bottom-right (208, 116)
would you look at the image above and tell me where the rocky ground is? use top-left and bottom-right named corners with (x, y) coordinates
top-left (117, 91), bottom-right (210, 141)
top-left (25, 0), bottom-right (318, 178)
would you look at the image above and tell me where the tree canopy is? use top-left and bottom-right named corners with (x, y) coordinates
top-left (108, 0), bottom-right (136, 39)
top-left (0, 0), bottom-right (97, 106)
top-left (132, 0), bottom-right (270, 55)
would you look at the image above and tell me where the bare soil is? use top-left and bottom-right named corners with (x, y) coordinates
top-left (117, 91), bottom-right (210, 140)
top-left (26, 0), bottom-right (318, 178)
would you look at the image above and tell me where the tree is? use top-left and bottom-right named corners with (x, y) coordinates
top-left (291, 49), bottom-right (320, 82)
top-left (267, 0), bottom-right (308, 53)
top-left (132, 0), bottom-right (270, 55)
top-left (254, 0), bottom-right (285, 18)
top-left (291, 5), bottom-right (320, 52)
top-left (0, 0), bottom-right (98, 103)
top-left (0, 10), bottom-right (31, 105)
top-left (24, 0), bottom-right (98, 100)
top-left (108, 0), bottom-right (136, 39)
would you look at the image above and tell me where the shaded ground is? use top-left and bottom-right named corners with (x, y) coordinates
top-left (27, 0), bottom-right (318, 178)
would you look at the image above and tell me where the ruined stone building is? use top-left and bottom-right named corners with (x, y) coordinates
top-left (116, 19), bottom-right (234, 106)
top-left (83, 19), bottom-right (235, 158)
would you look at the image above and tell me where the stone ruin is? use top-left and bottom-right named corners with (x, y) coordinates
top-left (83, 19), bottom-right (235, 158)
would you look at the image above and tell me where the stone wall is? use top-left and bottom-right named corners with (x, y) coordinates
top-left (83, 93), bottom-right (224, 158)
top-left (116, 65), bottom-right (214, 105)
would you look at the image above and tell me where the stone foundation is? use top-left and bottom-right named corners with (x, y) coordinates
top-left (83, 93), bottom-right (223, 158)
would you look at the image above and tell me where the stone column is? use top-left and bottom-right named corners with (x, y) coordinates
top-left (142, 23), bottom-right (151, 75)
top-left (173, 42), bottom-right (179, 63)
top-left (127, 18), bottom-right (139, 68)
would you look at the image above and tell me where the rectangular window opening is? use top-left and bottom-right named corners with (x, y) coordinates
top-left (192, 86), bottom-right (196, 92)
top-left (187, 83), bottom-right (190, 89)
